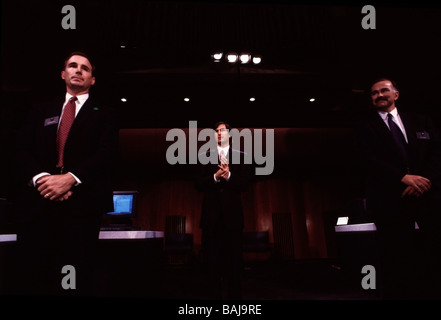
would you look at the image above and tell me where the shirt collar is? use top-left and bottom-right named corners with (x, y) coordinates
top-left (217, 145), bottom-right (230, 154)
top-left (378, 106), bottom-right (399, 121)
top-left (66, 92), bottom-right (89, 105)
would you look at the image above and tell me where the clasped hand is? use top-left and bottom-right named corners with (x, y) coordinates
top-left (401, 174), bottom-right (432, 198)
top-left (215, 162), bottom-right (230, 181)
top-left (36, 174), bottom-right (76, 202)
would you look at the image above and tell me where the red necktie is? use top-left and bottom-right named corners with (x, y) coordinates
top-left (56, 96), bottom-right (77, 168)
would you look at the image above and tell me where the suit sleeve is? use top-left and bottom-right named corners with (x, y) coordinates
top-left (14, 104), bottom-right (49, 186)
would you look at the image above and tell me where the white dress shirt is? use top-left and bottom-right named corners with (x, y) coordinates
top-left (214, 145), bottom-right (231, 182)
top-left (378, 107), bottom-right (408, 143)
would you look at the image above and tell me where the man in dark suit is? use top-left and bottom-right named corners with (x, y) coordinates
top-left (11, 51), bottom-right (119, 296)
top-left (195, 121), bottom-right (253, 300)
top-left (354, 78), bottom-right (441, 299)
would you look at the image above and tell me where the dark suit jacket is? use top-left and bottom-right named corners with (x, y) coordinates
top-left (354, 109), bottom-right (441, 225)
top-left (13, 95), bottom-right (119, 223)
top-left (195, 147), bottom-right (253, 231)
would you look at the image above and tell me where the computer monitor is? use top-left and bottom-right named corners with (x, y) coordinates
top-left (107, 190), bottom-right (139, 217)
top-left (103, 191), bottom-right (139, 230)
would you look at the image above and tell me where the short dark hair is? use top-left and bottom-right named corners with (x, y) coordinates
top-left (213, 121), bottom-right (232, 131)
top-left (63, 51), bottom-right (96, 75)
top-left (370, 77), bottom-right (399, 92)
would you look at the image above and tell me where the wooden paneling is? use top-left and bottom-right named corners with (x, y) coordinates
top-left (114, 127), bottom-right (362, 259)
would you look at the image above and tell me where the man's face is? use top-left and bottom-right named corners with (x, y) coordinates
top-left (61, 55), bottom-right (95, 93)
top-left (370, 80), bottom-right (399, 112)
top-left (214, 123), bottom-right (230, 146)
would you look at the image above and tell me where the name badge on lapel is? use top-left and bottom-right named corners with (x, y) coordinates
top-left (416, 131), bottom-right (430, 140)
top-left (44, 116), bottom-right (59, 127)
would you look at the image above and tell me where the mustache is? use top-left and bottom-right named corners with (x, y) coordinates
top-left (375, 97), bottom-right (388, 103)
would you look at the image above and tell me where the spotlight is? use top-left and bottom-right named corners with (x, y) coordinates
top-left (227, 53), bottom-right (238, 63)
top-left (252, 56), bottom-right (262, 64)
top-left (211, 51), bottom-right (263, 65)
top-left (211, 52), bottom-right (223, 62)
top-left (249, 97), bottom-right (256, 102)
top-left (184, 97), bottom-right (190, 102)
top-left (240, 54), bottom-right (251, 64)
top-left (121, 98), bottom-right (127, 102)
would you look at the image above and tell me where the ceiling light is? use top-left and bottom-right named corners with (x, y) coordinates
top-left (121, 98), bottom-right (127, 102)
top-left (211, 51), bottom-right (262, 65)
top-left (309, 98), bottom-right (316, 102)
top-left (227, 53), bottom-right (238, 63)
top-left (212, 52), bottom-right (223, 62)
top-left (252, 56), bottom-right (262, 64)
top-left (249, 97), bottom-right (256, 102)
top-left (184, 97), bottom-right (190, 102)
top-left (240, 54), bottom-right (251, 64)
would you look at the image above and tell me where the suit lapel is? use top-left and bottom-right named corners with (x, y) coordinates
top-left (72, 97), bottom-right (92, 127)
top-left (372, 110), bottom-right (419, 166)
top-left (54, 96), bottom-right (92, 132)
top-left (400, 112), bottom-right (418, 146)
top-left (44, 100), bottom-right (64, 154)
top-left (68, 97), bottom-right (100, 136)
top-left (399, 112), bottom-right (419, 159)
top-left (369, 111), bottom-right (398, 148)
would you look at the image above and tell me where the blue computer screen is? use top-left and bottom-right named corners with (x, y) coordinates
top-left (113, 194), bottom-right (133, 214)
top-left (107, 191), bottom-right (138, 216)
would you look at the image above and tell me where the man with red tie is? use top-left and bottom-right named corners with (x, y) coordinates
top-left (12, 51), bottom-right (119, 296)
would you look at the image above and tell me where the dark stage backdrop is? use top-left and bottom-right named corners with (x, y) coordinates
top-left (114, 127), bottom-right (362, 260)
top-left (1, 0), bottom-right (440, 260)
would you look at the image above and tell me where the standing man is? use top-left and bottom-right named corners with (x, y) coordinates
top-left (195, 121), bottom-right (253, 300)
top-left (354, 78), bottom-right (441, 299)
top-left (12, 51), bottom-right (119, 296)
